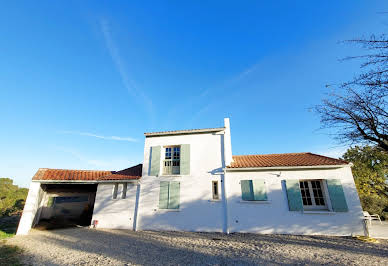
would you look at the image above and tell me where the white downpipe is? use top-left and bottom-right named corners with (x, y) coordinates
top-left (221, 118), bottom-right (232, 234)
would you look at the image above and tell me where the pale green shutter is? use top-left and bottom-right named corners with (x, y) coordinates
top-left (253, 179), bottom-right (267, 201)
top-left (159, 181), bottom-right (169, 209)
top-left (150, 146), bottom-right (161, 176)
top-left (241, 180), bottom-right (254, 201)
top-left (168, 181), bottom-right (180, 209)
top-left (180, 144), bottom-right (190, 175)
top-left (326, 179), bottom-right (348, 212)
top-left (285, 180), bottom-right (303, 211)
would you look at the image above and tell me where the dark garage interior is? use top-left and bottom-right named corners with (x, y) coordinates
top-left (34, 183), bottom-right (98, 230)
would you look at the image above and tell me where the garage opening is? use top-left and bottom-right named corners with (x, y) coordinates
top-left (34, 183), bottom-right (97, 230)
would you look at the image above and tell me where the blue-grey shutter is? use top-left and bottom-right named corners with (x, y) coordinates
top-left (326, 179), bottom-right (348, 212)
top-left (150, 146), bottom-right (161, 176)
top-left (168, 181), bottom-right (180, 209)
top-left (253, 179), bottom-right (267, 201)
top-left (241, 180), bottom-right (254, 201)
top-left (285, 180), bottom-right (303, 211)
top-left (180, 144), bottom-right (190, 175)
top-left (159, 181), bottom-right (169, 209)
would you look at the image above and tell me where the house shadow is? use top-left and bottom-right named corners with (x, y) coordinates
top-left (23, 225), bottom-right (388, 266)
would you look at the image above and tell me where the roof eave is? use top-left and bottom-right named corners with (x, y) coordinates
top-left (32, 179), bottom-right (140, 183)
top-left (225, 164), bottom-right (350, 171)
top-left (144, 127), bottom-right (225, 137)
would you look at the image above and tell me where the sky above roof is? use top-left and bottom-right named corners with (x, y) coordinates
top-left (1, 1), bottom-right (387, 187)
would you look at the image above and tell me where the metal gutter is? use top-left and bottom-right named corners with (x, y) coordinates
top-left (144, 127), bottom-right (225, 137)
top-left (225, 164), bottom-right (350, 171)
top-left (32, 179), bottom-right (140, 184)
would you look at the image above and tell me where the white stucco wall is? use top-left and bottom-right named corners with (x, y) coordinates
top-left (137, 132), bottom-right (225, 232)
top-left (225, 166), bottom-right (365, 236)
top-left (91, 182), bottom-right (139, 229)
top-left (16, 181), bottom-right (42, 235)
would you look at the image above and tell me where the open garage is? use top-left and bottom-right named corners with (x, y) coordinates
top-left (35, 183), bottom-right (98, 229)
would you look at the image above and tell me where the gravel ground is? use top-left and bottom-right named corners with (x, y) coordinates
top-left (6, 228), bottom-right (388, 265)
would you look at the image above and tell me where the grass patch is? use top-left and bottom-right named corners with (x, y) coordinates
top-left (0, 242), bottom-right (23, 266)
top-left (0, 230), bottom-right (15, 240)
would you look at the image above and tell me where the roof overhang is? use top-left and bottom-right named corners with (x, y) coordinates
top-left (225, 164), bottom-right (350, 172)
top-left (32, 179), bottom-right (140, 184)
top-left (144, 127), bottom-right (225, 137)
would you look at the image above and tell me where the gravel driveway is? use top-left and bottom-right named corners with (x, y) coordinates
top-left (6, 228), bottom-right (388, 265)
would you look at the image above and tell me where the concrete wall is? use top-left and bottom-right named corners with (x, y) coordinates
top-left (91, 182), bottom-right (139, 229)
top-left (225, 166), bottom-right (365, 236)
top-left (16, 182), bottom-right (42, 235)
top-left (137, 132), bottom-right (225, 232)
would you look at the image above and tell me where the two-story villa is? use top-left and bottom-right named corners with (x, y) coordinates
top-left (17, 118), bottom-right (365, 236)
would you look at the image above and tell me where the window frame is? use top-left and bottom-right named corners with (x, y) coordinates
top-left (212, 181), bottom-right (220, 200)
top-left (112, 184), bottom-right (118, 199)
top-left (299, 179), bottom-right (328, 211)
top-left (121, 183), bottom-right (127, 199)
top-left (163, 145), bottom-right (181, 175)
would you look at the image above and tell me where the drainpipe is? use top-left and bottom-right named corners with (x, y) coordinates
top-left (221, 118), bottom-right (232, 234)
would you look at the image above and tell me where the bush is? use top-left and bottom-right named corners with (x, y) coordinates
top-left (0, 178), bottom-right (28, 216)
top-left (359, 194), bottom-right (388, 220)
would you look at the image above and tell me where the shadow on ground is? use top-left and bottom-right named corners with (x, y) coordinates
top-left (7, 228), bottom-right (388, 265)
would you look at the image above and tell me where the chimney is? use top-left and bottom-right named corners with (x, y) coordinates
top-left (224, 118), bottom-right (233, 166)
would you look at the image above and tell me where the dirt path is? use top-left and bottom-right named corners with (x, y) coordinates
top-left (6, 228), bottom-right (388, 265)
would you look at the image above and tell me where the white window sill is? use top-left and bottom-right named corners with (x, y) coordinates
top-left (158, 175), bottom-right (184, 178)
top-left (238, 200), bottom-right (271, 204)
top-left (303, 210), bottom-right (334, 214)
top-left (208, 199), bottom-right (222, 202)
top-left (156, 209), bottom-right (181, 212)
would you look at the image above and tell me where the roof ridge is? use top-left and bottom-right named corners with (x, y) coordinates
top-left (305, 152), bottom-right (348, 162)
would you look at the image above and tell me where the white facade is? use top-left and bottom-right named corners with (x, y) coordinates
top-left (18, 118), bottom-right (365, 236)
top-left (136, 130), bottom-right (225, 232)
top-left (225, 167), bottom-right (364, 236)
top-left (91, 182), bottom-right (139, 229)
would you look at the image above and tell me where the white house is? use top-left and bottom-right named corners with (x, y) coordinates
top-left (17, 118), bottom-right (365, 236)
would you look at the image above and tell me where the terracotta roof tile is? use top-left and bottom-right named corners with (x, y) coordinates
top-left (228, 153), bottom-right (348, 168)
top-left (32, 164), bottom-right (142, 181)
top-left (98, 164), bottom-right (143, 181)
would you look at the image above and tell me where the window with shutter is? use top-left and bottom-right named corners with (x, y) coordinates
top-left (150, 146), bottom-right (161, 176)
top-left (326, 179), bottom-right (348, 212)
top-left (159, 181), bottom-right (180, 209)
top-left (240, 179), bottom-right (267, 201)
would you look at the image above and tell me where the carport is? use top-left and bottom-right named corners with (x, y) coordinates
top-left (17, 164), bottom-right (143, 235)
top-left (35, 183), bottom-right (98, 229)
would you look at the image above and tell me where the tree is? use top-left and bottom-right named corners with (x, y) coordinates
top-left (315, 35), bottom-right (388, 151)
top-left (342, 146), bottom-right (388, 219)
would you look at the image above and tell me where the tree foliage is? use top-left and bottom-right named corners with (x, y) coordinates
top-left (0, 178), bottom-right (28, 216)
top-left (342, 145), bottom-right (388, 219)
top-left (315, 35), bottom-right (388, 151)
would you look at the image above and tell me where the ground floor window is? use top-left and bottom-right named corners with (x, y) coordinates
top-left (299, 180), bottom-right (327, 210)
top-left (212, 181), bottom-right (219, 200)
top-left (159, 181), bottom-right (180, 209)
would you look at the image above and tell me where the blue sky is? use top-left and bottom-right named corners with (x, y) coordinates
top-left (1, 1), bottom-right (387, 187)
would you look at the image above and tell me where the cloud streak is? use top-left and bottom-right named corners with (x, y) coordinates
top-left (59, 130), bottom-right (137, 142)
top-left (99, 18), bottom-right (154, 122)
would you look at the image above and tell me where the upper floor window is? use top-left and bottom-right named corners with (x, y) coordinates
top-left (299, 180), bottom-right (327, 210)
top-left (164, 146), bottom-right (180, 175)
